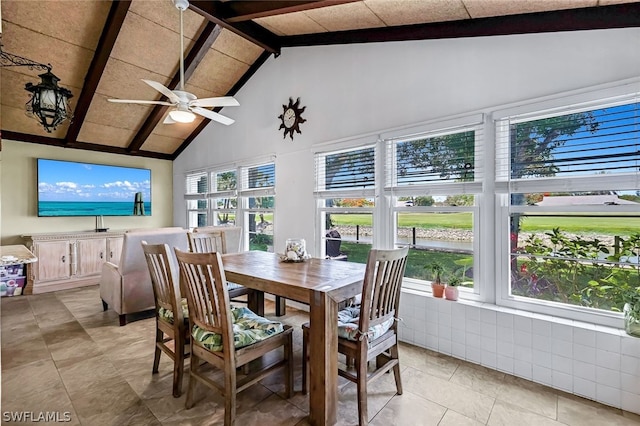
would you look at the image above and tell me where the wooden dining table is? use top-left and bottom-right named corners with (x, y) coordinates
top-left (222, 250), bottom-right (366, 425)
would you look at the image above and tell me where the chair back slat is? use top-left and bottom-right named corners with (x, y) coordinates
top-left (188, 231), bottom-right (224, 254)
top-left (175, 249), bottom-right (233, 348)
top-left (360, 247), bottom-right (409, 332)
top-left (142, 242), bottom-right (183, 321)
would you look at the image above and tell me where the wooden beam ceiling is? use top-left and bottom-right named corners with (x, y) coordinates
top-left (281, 3), bottom-right (640, 47)
top-left (189, 0), bottom-right (281, 54)
top-left (64, 0), bottom-right (132, 146)
top-left (2, 130), bottom-right (172, 160)
top-left (221, 0), bottom-right (360, 23)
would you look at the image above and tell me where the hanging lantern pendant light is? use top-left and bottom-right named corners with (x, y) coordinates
top-left (24, 69), bottom-right (74, 133)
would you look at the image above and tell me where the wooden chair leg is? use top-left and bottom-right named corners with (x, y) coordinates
top-left (390, 345), bottom-right (402, 395)
top-left (185, 352), bottom-right (198, 409)
top-left (225, 364), bottom-right (237, 426)
top-left (173, 335), bottom-right (185, 397)
top-left (301, 326), bottom-right (308, 395)
top-left (153, 329), bottom-right (163, 374)
top-left (356, 355), bottom-right (368, 426)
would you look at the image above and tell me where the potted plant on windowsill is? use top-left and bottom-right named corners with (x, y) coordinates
top-left (445, 276), bottom-right (461, 301)
top-left (623, 286), bottom-right (640, 338)
top-left (427, 262), bottom-right (445, 298)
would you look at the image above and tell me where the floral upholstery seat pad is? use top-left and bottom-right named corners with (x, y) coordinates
top-left (337, 306), bottom-right (394, 342)
top-left (158, 298), bottom-right (189, 324)
top-left (192, 306), bottom-right (284, 352)
top-left (227, 282), bottom-right (244, 290)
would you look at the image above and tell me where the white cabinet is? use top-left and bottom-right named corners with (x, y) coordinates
top-left (76, 238), bottom-right (108, 277)
top-left (23, 231), bottom-right (124, 294)
top-left (107, 237), bottom-right (123, 266)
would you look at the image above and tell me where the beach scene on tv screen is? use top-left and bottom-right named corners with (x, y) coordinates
top-left (38, 159), bottom-right (151, 217)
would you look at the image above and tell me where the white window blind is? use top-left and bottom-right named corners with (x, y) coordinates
top-left (496, 98), bottom-right (640, 194)
top-left (385, 125), bottom-right (484, 197)
top-left (315, 145), bottom-right (376, 198)
top-left (240, 162), bottom-right (275, 197)
top-left (211, 169), bottom-right (237, 198)
top-left (185, 172), bottom-right (208, 200)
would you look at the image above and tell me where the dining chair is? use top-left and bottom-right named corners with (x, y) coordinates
top-left (302, 246), bottom-right (409, 426)
top-left (188, 230), bottom-right (225, 253)
top-left (174, 248), bottom-right (294, 425)
top-left (193, 227), bottom-right (282, 316)
top-left (141, 241), bottom-right (190, 397)
top-left (187, 231), bottom-right (262, 315)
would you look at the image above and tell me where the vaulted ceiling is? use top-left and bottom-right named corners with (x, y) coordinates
top-left (1, 0), bottom-right (639, 160)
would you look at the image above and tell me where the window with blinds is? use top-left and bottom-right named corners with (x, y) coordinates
top-left (496, 97), bottom-right (640, 317)
top-left (314, 145), bottom-right (376, 262)
top-left (185, 172), bottom-right (209, 228)
top-left (385, 125), bottom-right (483, 197)
top-left (185, 172), bottom-right (208, 195)
top-left (211, 170), bottom-right (237, 225)
top-left (240, 162), bottom-right (275, 196)
top-left (239, 162), bottom-right (275, 252)
top-left (496, 99), bottom-right (640, 194)
top-left (315, 145), bottom-right (375, 195)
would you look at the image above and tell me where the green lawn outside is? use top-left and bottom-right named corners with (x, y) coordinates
top-left (331, 212), bottom-right (640, 235)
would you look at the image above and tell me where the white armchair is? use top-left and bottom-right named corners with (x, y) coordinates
top-left (100, 227), bottom-right (189, 325)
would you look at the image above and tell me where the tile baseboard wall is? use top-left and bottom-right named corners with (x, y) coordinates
top-left (398, 292), bottom-right (640, 415)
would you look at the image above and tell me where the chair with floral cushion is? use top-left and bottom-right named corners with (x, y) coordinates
top-left (302, 246), bottom-right (409, 426)
top-left (174, 248), bottom-right (293, 425)
top-left (141, 241), bottom-right (190, 397)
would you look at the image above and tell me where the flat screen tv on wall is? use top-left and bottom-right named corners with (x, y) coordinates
top-left (37, 158), bottom-right (152, 217)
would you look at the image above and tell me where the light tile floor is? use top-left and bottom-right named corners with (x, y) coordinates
top-left (2, 286), bottom-right (639, 425)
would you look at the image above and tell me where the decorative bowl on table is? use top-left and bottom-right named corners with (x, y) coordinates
top-left (280, 238), bottom-right (310, 262)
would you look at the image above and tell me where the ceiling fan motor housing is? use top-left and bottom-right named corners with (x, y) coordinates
top-left (173, 0), bottom-right (189, 11)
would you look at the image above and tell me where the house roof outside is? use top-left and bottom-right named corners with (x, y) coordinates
top-left (535, 195), bottom-right (639, 206)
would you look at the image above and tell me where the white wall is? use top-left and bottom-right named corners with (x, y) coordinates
top-left (173, 28), bottom-right (640, 413)
top-left (1, 140), bottom-right (174, 245)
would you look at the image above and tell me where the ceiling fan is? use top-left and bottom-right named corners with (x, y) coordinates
top-left (108, 0), bottom-right (239, 125)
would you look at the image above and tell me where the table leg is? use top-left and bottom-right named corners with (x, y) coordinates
top-left (308, 291), bottom-right (338, 425)
top-left (248, 290), bottom-right (265, 316)
top-left (275, 296), bottom-right (286, 316)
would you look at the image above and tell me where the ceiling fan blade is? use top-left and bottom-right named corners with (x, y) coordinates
top-left (191, 106), bottom-right (235, 125)
top-left (163, 115), bottom-right (177, 124)
top-left (108, 99), bottom-right (173, 106)
top-left (190, 96), bottom-right (240, 108)
top-left (142, 79), bottom-right (180, 104)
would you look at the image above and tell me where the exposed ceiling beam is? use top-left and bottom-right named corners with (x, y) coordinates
top-left (221, 0), bottom-right (360, 23)
top-left (2, 131), bottom-right (172, 160)
top-left (281, 3), bottom-right (640, 47)
top-left (189, 1), bottom-right (280, 54)
top-left (64, 0), bottom-right (131, 145)
top-left (172, 50), bottom-right (272, 159)
top-left (126, 22), bottom-right (222, 154)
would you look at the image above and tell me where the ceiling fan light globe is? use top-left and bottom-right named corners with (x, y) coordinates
top-left (168, 109), bottom-right (195, 123)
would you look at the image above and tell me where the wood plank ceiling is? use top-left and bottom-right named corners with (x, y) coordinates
top-left (1, 0), bottom-right (639, 160)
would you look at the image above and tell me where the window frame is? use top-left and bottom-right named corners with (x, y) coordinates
top-left (239, 160), bottom-right (276, 252)
top-left (494, 87), bottom-right (640, 328)
top-left (383, 121), bottom-right (485, 298)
